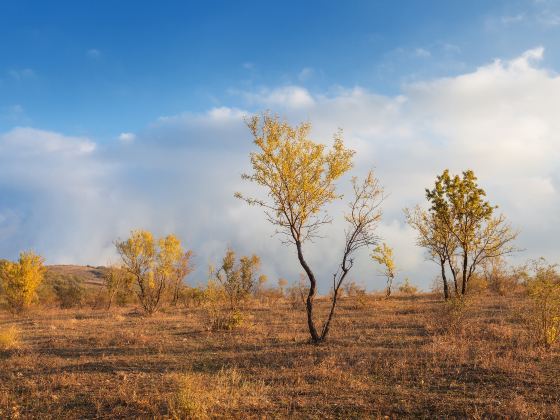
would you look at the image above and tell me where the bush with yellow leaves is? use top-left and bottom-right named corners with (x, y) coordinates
top-left (170, 368), bottom-right (268, 419)
top-left (0, 251), bottom-right (45, 314)
top-left (0, 325), bottom-right (20, 351)
top-left (526, 258), bottom-right (560, 348)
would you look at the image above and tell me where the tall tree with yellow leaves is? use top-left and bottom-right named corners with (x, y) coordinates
top-left (237, 113), bottom-right (384, 343)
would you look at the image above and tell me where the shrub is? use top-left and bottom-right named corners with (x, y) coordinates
top-left (0, 251), bottom-right (45, 314)
top-left (211, 249), bottom-right (261, 310)
top-left (179, 286), bottom-right (207, 308)
top-left (482, 258), bottom-right (526, 296)
top-left (343, 280), bottom-right (367, 308)
top-left (428, 295), bottom-right (472, 335)
top-left (52, 275), bottom-right (86, 309)
top-left (210, 309), bottom-right (244, 331)
top-left (170, 368), bottom-right (267, 419)
top-left (465, 272), bottom-right (488, 294)
top-left (526, 259), bottom-right (560, 348)
top-left (201, 280), bottom-right (245, 331)
top-left (398, 278), bottom-right (418, 295)
top-left (0, 325), bottom-right (20, 350)
top-left (286, 276), bottom-right (308, 309)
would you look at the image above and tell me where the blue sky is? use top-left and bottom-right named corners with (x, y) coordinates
top-left (2, 0), bottom-right (560, 138)
top-left (1, 1), bottom-right (560, 290)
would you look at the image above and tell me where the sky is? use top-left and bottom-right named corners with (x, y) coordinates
top-left (1, 0), bottom-right (560, 291)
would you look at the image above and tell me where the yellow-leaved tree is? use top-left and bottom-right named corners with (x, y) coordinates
top-left (211, 248), bottom-right (261, 310)
top-left (424, 170), bottom-right (518, 296)
top-left (115, 230), bottom-right (192, 314)
top-left (372, 243), bottom-right (396, 297)
top-left (0, 251), bottom-right (45, 314)
top-left (236, 113), bottom-right (384, 343)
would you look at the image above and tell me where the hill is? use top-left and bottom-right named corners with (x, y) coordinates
top-left (45, 265), bottom-right (107, 287)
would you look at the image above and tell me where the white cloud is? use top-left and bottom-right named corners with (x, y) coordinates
top-left (1, 127), bottom-right (95, 156)
top-left (242, 86), bottom-right (315, 109)
top-left (1, 47), bottom-right (559, 291)
top-left (118, 132), bottom-right (136, 143)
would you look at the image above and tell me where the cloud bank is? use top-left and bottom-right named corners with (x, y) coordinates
top-left (1, 48), bottom-right (558, 291)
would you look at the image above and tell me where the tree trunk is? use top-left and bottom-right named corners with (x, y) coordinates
top-left (171, 281), bottom-right (180, 306)
top-left (320, 266), bottom-right (350, 341)
top-left (440, 258), bottom-right (449, 300)
top-left (295, 240), bottom-right (321, 343)
top-left (448, 260), bottom-right (458, 295)
top-left (320, 287), bottom-right (339, 340)
top-left (385, 276), bottom-right (393, 298)
top-left (461, 252), bottom-right (468, 295)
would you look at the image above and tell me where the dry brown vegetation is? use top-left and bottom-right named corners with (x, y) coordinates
top-left (46, 265), bottom-right (107, 287)
top-left (1, 290), bottom-right (559, 419)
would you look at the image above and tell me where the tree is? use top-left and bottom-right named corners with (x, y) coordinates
top-left (236, 113), bottom-right (384, 343)
top-left (212, 248), bottom-right (260, 310)
top-left (405, 206), bottom-right (457, 299)
top-left (372, 243), bottom-right (396, 297)
top-left (425, 170), bottom-right (518, 295)
top-left (0, 251), bottom-right (45, 314)
top-left (168, 247), bottom-right (194, 306)
top-left (115, 230), bottom-right (191, 314)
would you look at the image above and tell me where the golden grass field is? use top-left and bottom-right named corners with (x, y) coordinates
top-left (1, 292), bottom-right (559, 419)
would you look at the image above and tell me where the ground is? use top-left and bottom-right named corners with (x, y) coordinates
top-left (0, 293), bottom-right (559, 419)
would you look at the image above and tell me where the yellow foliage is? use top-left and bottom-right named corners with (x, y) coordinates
top-left (115, 229), bottom-right (192, 314)
top-left (237, 113), bottom-right (354, 242)
top-left (372, 243), bottom-right (396, 296)
top-left (170, 368), bottom-right (268, 419)
top-left (238, 113), bottom-right (384, 343)
top-left (212, 248), bottom-right (261, 310)
top-left (0, 251), bottom-right (45, 313)
top-left (0, 325), bottom-right (20, 350)
top-left (526, 259), bottom-right (560, 348)
top-left (372, 243), bottom-right (396, 275)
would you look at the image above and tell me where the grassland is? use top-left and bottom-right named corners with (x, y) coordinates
top-left (0, 292), bottom-right (559, 419)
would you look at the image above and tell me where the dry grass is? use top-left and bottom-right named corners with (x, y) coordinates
top-left (0, 293), bottom-right (559, 418)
